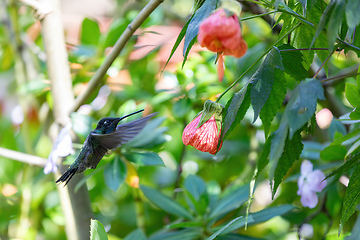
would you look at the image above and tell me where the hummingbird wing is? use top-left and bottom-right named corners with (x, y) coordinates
top-left (91, 113), bottom-right (157, 150)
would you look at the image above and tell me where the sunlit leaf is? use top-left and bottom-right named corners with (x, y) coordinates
top-left (325, 152), bottom-right (360, 180)
top-left (345, 82), bottom-right (360, 107)
top-left (81, 18), bottom-right (101, 46)
top-left (320, 144), bottom-right (347, 161)
top-left (90, 219), bottom-right (108, 240)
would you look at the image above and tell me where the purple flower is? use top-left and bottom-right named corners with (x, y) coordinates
top-left (299, 223), bottom-right (314, 239)
top-left (297, 160), bottom-right (327, 208)
top-left (44, 123), bottom-right (74, 174)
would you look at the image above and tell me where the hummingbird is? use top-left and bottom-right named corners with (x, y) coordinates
top-left (56, 109), bottom-right (156, 186)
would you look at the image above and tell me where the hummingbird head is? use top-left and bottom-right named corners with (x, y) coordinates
top-left (95, 117), bottom-right (121, 134)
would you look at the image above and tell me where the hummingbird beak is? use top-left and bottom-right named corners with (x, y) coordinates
top-left (118, 109), bottom-right (144, 121)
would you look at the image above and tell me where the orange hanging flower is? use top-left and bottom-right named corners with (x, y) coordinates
top-left (197, 8), bottom-right (247, 58)
top-left (182, 101), bottom-right (224, 154)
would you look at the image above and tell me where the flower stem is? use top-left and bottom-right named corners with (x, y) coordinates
top-left (216, 22), bottom-right (301, 103)
top-left (321, 72), bottom-right (360, 83)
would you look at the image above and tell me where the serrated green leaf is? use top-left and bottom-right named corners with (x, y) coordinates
top-left (272, 130), bottom-right (303, 197)
top-left (183, 0), bottom-right (218, 56)
top-left (327, 0), bottom-right (346, 51)
top-left (221, 85), bottom-right (251, 141)
top-left (292, 24), bottom-right (314, 70)
top-left (259, 69), bottom-right (287, 136)
top-left (140, 185), bottom-right (194, 220)
top-left (256, 135), bottom-right (273, 178)
top-left (250, 47), bottom-right (284, 123)
top-left (310, 0), bottom-right (335, 50)
top-left (270, 123), bottom-right (289, 167)
top-left (124, 229), bottom-right (147, 240)
top-left (325, 153), bottom-right (360, 180)
top-left (332, 127), bottom-right (360, 145)
top-left (340, 164), bottom-right (360, 233)
top-left (209, 184), bottom-right (249, 219)
top-left (124, 151), bottom-right (164, 166)
top-left (286, 79), bottom-right (325, 138)
top-left (81, 18), bottom-right (101, 46)
top-left (90, 219), bottom-right (108, 240)
top-left (320, 144), bottom-right (347, 161)
top-left (346, 0), bottom-right (360, 30)
top-left (346, 83), bottom-right (360, 107)
top-left (104, 157), bottom-right (127, 192)
top-left (278, 44), bottom-right (308, 81)
top-left (163, 16), bottom-right (193, 71)
top-left (184, 175), bottom-right (206, 201)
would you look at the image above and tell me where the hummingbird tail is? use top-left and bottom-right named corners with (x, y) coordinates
top-left (56, 166), bottom-right (78, 186)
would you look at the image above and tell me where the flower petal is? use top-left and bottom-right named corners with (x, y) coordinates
top-left (300, 184), bottom-right (318, 209)
top-left (300, 160), bottom-right (313, 176)
top-left (307, 169), bottom-right (327, 192)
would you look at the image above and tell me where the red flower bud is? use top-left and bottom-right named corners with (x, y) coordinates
top-left (197, 8), bottom-right (247, 58)
top-left (182, 101), bottom-right (224, 154)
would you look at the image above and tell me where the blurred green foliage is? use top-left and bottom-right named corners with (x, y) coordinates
top-left (1, 0), bottom-right (360, 239)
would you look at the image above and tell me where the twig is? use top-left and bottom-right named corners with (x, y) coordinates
top-left (0, 147), bottom-right (47, 167)
top-left (313, 50), bottom-right (335, 78)
top-left (70, 0), bottom-right (165, 112)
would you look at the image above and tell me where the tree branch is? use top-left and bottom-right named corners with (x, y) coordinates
top-left (0, 147), bottom-right (47, 167)
top-left (70, 0), bottom-right (165, 112)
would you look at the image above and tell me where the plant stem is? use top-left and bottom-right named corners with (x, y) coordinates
top-left (313, 50), bottom-right (335, 78)
top-left (321, 72), bottom-right (360, 83)
top-left (216, 22), bottom-right (301, 103)
top-left (240, 11), bottom-right (277, 21)
top-left (278, 48), bottom-right (328, 51)
top-left (71, 0), bottom-right (164, 112)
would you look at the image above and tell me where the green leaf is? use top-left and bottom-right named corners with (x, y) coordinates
top-left (163, 16), bottom-right (193, 71)
top-left (124, 229), bottom-right (147, 240)
top-left (285, 79), bottom-right (325, 139)
top-left (214, 216), bottom-right (254, 236)
top-left (259, 69), bottom-right (287, 136)
top-left (207, 216), bottom-right (247, 240)
top-left (250, 47), bottom-right (284, 122)
top-left (310, 0), bottom-right (335, 50)
top-left (221, 85), bottom-right (251, 140)
top-left (103, 19), bottom-right (128, 48)
top-left (183, 0), bottom-right (218, 56)
top-left (209, 184), bottom-right (249, 219)
top-left (149, 229), bottom-right (201, 240)
top-left (325, 153), bottom-right (360, 180)
top-left (250, 204), bottom-right (295, 224)
top-left (124, 151), bottom-right (164, 166)
top-left (327, 0), bottom-right (346, 51)
top-left (346, 209), bottom-right (360, 240)
top-left (81, 18), bottom-right (101, 46)
top-left (320, 144), bottom-right (347, 161)
top-left (340, 164), bottom-right (360, 233)
top-left (104, 157), bottom-right (127, 192)
top-left (184, 175), bottom-right (206, 201)
top-left (167, 221), bottom-right (203, 229)
top-left (346, 0), bottom-right (360, 30)
top-left (278, 44), bottom-right (309, 81)
top-left (140, 185), bottom-right (194, 220)
top-left (90, 219), bottom-right (108, 240)
top-left (272, 130), bottom-right (303, 197)
top-left (256, 135), bottom-right (273, 178)
top-left (346, 82), bottom-right (360, 107)
top-left (331, 127), bottom-right (360, 145)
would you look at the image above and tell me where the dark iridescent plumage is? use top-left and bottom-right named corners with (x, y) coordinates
top-left (56, 110), bottom-right (156, 185)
